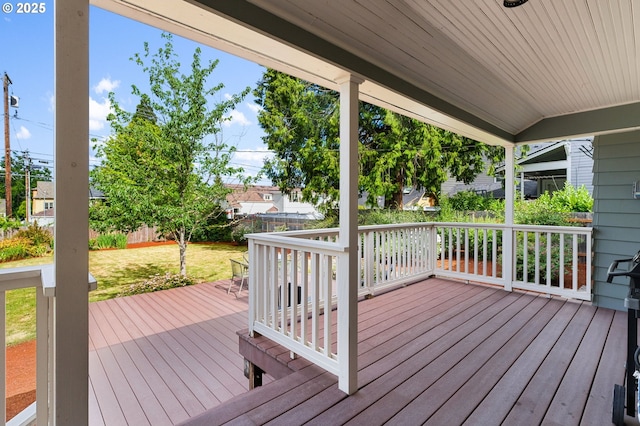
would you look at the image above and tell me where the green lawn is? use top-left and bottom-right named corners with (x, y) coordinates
top-left (2, 242), bottom-right (247, 345)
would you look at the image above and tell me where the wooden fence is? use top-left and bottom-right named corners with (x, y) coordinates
top-left (1, 225), bottom-right (161, 244)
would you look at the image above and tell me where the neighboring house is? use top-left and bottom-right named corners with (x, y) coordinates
top-left (31, 207), bottom-right (55, 226)
top-left (31, 181), bottom-right (107, 226)
top-left (441, 169), bottom-right (501, 198)
top-left (509, 138), bottom-right (594, 196)
top-left (225, 184), bottom-right (321, 218)
top-left (443, 138), bottom-right (594, 199)
top-left (32, 181), bottom-right (54, 217)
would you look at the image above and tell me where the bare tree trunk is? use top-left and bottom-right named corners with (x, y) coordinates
top-left (391, 167), bottom-right (405, 209)
top-left (178, 230), bottom-right (187, 276)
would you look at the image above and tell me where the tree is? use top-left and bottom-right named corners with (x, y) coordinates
top-left (255, 70), bottom-right (341, 210)
top-left (0, 151), bottom-right (52, 219)
top-left (254, 69), bottom-right (502, 212)
top-left (91, 33), bottom-right (252, 276)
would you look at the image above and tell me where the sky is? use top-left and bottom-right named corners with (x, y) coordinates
top-left (1, 3), bottom-right (273, 184)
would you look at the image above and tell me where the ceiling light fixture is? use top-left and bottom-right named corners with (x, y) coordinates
top-left (504, 0), bottom-right (528, 7)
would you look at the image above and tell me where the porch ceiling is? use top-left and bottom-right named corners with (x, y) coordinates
top-left (93, 0), bottom-right (640, 146)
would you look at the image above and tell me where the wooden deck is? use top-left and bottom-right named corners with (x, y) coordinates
top-left (89, 277), bottom-right (635, 425)
top-left (180, 278), bottom-right (632, 426)
top-left (88, 280), bottom-right (259, 426)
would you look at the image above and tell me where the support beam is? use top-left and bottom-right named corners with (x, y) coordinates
top-left (503, 145), bottom-right (515, 292)
top-left (336, 73), bottom-right (362, 395)
top-left (245, 361), bottom-right (263, 390)
top-left (54, 1), bottom-right (90, 424)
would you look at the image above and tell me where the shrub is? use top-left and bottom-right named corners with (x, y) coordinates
top-left (191, 209), bottom-right (234, 242)
top-left (0, 223), bottom-right (54, 262)
top-left (514, 192), bottom-right (571, 226)
top-left (448, 191), bottom-right (487, 211)
top-left (549, 183), bottom-right (593, 212)
top-left (119, 272), bottom-right (196, 297)
top-left (90, 233), bottom-right (128, 250)
top-left (15, 223), bottom-right (53, 247)
top-left (231, 222), bottom-right (261, 244)
top-left (513, 232), bottom-right (572, 283)
top-left (0, 237), bottom-right (32, 262)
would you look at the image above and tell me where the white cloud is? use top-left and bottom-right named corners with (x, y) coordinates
top-left (224, 93), bottom-right (233, 101)
top-left (94, 77), bottom-right (120, 95)
top-left (15, 126), bottom-right (31, 140)
top-left (246, 102), bottom-right (263, 114)
top-left (89, 97), bottom-right (112, 131)
top-left (223, 110), bottom-right (251, 127)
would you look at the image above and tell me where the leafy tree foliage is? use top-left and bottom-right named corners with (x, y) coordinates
top-left (254, 69), bottom-right (503, 212)
top-left (0, 151), bottom-right (52, 219)
top-left (255, 70), bottom-right (340, 209)
top-left (91, 33), bottom-right (252, 276)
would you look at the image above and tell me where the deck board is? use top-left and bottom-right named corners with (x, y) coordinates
top-left (89, 281), bottom-right (258, 425)
top-left (502, 303), bottom-right (597, 425)
top-left (181, 278), bottom-right (634, 426)
top-left (582, 309), bottom-right (627, 425)
top-left (89, 278), bottom-right (634, 426)
top-left (100, 298), bottom-right (191, 424)
top-left (427, 297), bottom-right (564, 425)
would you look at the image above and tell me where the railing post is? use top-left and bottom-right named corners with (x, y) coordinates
top-left (35, 286), bottom-right (51, 426)
top-left (364, 230), bottom-right (374, 294)
top-left (429, 224), bottom-right (437, 272)
top-left (248, 238), bottom-right (256, 337)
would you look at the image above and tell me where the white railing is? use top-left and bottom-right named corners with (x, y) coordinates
top-left (246, 221), bottom-right (593, 392)
top-left (433, 222), bottom-right (592, 300)
top-left (358, 224), bottom-right (435, 295)
top-left (248, 233), bottom-right (346, 376)
top-left (0, 265), bottom-right (96, 426)
top-left (511, 225), bottom-right (592, 300)
top-left (0, 265), bottom-right (54, 426)
top-left (434, 223), bottom-right (504, 287)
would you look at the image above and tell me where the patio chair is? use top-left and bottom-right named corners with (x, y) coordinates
top-left (229, 259), bottom-right (249, 295)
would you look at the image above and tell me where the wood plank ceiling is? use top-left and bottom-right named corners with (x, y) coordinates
top-left (94, 0), bottom-right (640, 145)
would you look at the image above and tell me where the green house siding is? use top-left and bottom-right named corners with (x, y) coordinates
top-left (592, 130), bottom-right (640, 310)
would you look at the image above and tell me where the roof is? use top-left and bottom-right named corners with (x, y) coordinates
top-left (32, 208), bottom-right (55, 218)
top-left (95, 0), bottom-right (640, 147)
top-left (225, 184), bottom-right (281, 206)
top-left (33, 181), bottom-right (53, 198)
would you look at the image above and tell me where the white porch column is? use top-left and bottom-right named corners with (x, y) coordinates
top-left (54, 1), bottom-right (90, 424)
top-left (503, 145), bottom-right (515, 292)
top-left (336, 73), bottom-right (362, 395)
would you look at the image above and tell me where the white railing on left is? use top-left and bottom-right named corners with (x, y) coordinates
top-left (0, 265), bottom-right (96, 426)
top-left (0, 265), bottom-right (54, 426)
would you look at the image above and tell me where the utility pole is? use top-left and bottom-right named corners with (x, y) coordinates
top-left (25, 151), bottom-right (31, 224)
top-left (3, 72), bottom-right (12, 218)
